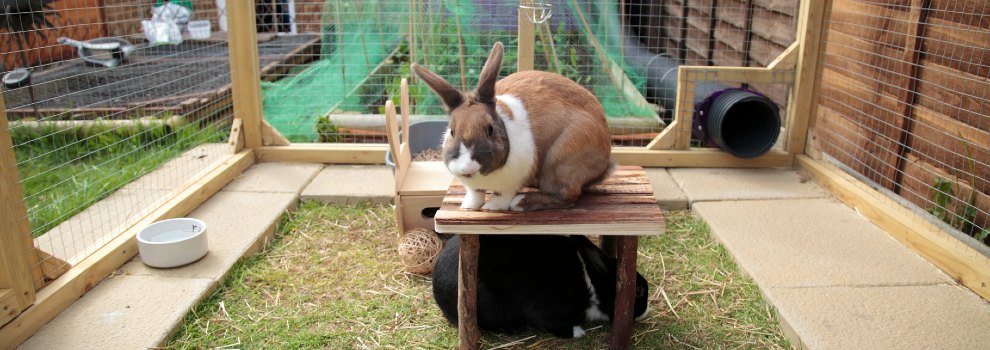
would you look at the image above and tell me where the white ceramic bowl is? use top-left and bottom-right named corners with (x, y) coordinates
top-left (137, 218), bottom-right (208, 268)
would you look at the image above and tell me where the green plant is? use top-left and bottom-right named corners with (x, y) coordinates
top-left (926, 139), bottom-right (989, 242)
top-left (316, 115), bottom-right (344, 143)
top-left (14, 119), bottom-right (226, 236)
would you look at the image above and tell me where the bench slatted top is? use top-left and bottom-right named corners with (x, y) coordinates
top-left (434, 166), bottom-right (664, 235)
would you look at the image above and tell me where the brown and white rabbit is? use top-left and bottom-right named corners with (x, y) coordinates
top-left (411, 42), bottom-right (613, 211)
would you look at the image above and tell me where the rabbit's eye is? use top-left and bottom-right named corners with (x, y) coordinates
top-left (486, 125), bottom-right (494, 137)
top-left (449, 129), bottom-right (454, 137)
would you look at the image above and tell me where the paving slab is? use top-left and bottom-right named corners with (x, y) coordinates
top-left (222, 162), bottom-right (323, 193)
top-left (644, 168), bottom-right (689, 210)
top-left (125, 143), bottom-right (229, 190)
top-left (766, 285), bottom-right (990, 350)
top-left (670, 168), bottom-right (827, 203)
top-left (34, 189), bottom-right (169, 265)
top-left (694, 199), bottom-right (952, 288)
top-left (301, 165), bottom-right (394, 204)
top-left (19, 275), bottom-right (213, 350)
top-left (119, 191), bottom-right (298, 280)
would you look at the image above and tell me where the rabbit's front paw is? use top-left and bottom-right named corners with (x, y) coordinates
top-left (461, 190), bottom-right (485, 210)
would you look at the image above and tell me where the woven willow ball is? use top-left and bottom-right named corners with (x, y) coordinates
top-left (398, 228), bottom-right (443, 275)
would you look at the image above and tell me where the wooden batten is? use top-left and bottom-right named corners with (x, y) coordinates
top-left (785, 0), bottom-right (832, 154)
top-left (29, 248), bottom-right (69, 292)
top-left (227, 2), bottom-right (264, 148)
top-left (517, 8), bottom-right (535, 71)
top-left (796, 155), bottom-right (990, 301)
top-left (255, 144), bottom-right (388, 164)
top-left (260, 120), bottom-right (290, 146)
top-left (0, 91), bottom-right (37, 326)
top-left (0, 150), bottom-right (255, 348)
top-left (228, 118), bottom-right (244, 154)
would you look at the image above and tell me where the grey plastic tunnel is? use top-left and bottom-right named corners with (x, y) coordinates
top-left (588, 2), bottom-right (781, 158)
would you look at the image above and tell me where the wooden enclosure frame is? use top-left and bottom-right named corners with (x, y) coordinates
top-left (2, 0), bottom-right (988, 348)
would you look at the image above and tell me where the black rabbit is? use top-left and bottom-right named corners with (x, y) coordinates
top-left (432, 234), bottom-right (649, 338)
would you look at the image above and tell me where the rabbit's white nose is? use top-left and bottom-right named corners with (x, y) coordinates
top-left (448, 143), bottom-right (481, 177)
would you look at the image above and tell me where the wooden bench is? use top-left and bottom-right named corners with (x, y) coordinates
top-left (434, 166), bottom-right (665, 350)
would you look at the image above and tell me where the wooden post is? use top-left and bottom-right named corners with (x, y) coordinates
top-left (610, 235), bottom-right (638, 350)
top-left (786, 0), bottom-right (832, 155)
top-left (227, 2), bottom-right (264, 149)
top-left (458, 234), bottom-right (480, 350)
top-left (0, 96), bottom-right (37, 326)
top-left (517, 5), bottom-right (535, 71)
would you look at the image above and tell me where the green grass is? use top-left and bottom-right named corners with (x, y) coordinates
top-left (12, 121), bottom-right (226, 237)
top-left (168, 201), bottom-right (790, 349)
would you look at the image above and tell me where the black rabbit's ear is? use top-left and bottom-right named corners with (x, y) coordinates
top-left (572, 236), bottom-right (609, 277)
top-left (412, 63), bottom-right (463, 112)
top-left (475, 42), bottom-right (504, 105)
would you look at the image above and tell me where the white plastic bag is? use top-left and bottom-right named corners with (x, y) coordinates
top-left (141, 19), bottom-right (182, 45)
top-left (141, 2), bottom-right (192, 45)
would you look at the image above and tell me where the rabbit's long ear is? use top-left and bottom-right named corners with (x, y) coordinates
top-left (411, 63), bottom-right (463, 112)
top-left (475, 42), bottom-right (504, 104)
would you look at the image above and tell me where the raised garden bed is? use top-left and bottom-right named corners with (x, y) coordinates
top-left (2, 33), bottom-right (320, 122)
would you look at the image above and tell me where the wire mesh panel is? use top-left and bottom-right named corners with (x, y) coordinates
top-left (1, 0), bottom-right (235, 289)
top-left (259, 0), bottom-right (798, 147)
top-left (815, 0), bottom-right (990, 255)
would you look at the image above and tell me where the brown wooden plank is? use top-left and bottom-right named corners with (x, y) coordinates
top-left (713, 41), bottom-right (747, 67)
top-left (754, 0), bottom-right (798, 17)
top-left (913, 105), bottom-right (990, 155)
top-left (907, 108), bottom-right (990, 195)
top-left (719, 0), bottom-right (750, 28)
top-left (822, 30), bottom-right (906, 97)
top-left (929, 0), bottom-right (990, 29)
top-left (715, 20), bottom-right (748, 54)
top-left (436, 167), bottom-right (664, 233)
top-left (748, 34), bottom-right (788, 67)
top-left (829, 0), bottom-right (910, 49)
top-left (441, 194), bottom-right (661, 208)
top-left (752, 4), bottom-right (798, 46)
top-left (914, 59), bottom-right (990, 133)
top-left (922, 17), bottom-right (990, 82)
top-left (813, 97), bottom-right (903, 191)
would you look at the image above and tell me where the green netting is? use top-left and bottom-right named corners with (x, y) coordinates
top-left (261, 1), bottom-right (406, 141)
top-left (261, 1), bottom-right (656, 142)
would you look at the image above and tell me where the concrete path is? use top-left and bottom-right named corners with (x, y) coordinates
top-left (666, 168), bottom-right (990, 349)
top-left (20, 165), bottom-right (990, 349)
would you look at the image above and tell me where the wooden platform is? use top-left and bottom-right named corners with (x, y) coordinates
top-left (435, 166), bottom-right (665, 235)
top-left (434, 166), bottom-right (664, 350)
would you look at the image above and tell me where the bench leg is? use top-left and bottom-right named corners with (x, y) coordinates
top-left (610, 235), bottom-right (638, 350)
top-left (458, 234), bottom-right (480, 350)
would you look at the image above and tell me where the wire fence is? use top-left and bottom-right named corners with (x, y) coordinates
top-left (2, 0), bottom-right (234, 289)
top-left (814, 0), bottom-right (990, 254)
